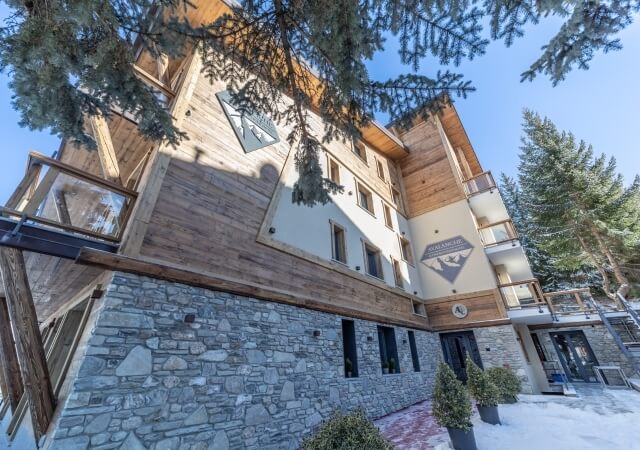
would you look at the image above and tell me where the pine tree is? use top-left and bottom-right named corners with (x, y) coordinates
top-left (432, 362), bottom-right (473, 431)
top-left (517, 110), bottom-right (640, 297)
top-left (465, 356), bottom-right (499, 408)
top-left (2, 0), bottom-right (639, 205)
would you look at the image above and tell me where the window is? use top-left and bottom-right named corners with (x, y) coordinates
top-left (363, 242), bottom-right (383, 279)
top-left (531, 333), bottom-right (547, 362)
top-left (342, 320), bottom-right (358, 378)
top-left (376, 159), bottom-right (386, 181)
top-left (328, 158), bottom-right (340, 184)
top-left (357, 182), bottom-right (374, 215)
top-left (392, 258), bottom-right (404, 289)
top-left (412, 300), bottom-right (426, 316)
top-left (352, 140), bottom-right (367, 163)
top-left (408, 331), bottom-right (420, 372)
top-left (383, 204), bottom-right (393, 229)
top-left (391, 187), bottom-right (401, 206)
top-left (330, 222), bottom-right (347, 264)
top-left (399, 237), bottom-right (414, 265)
top-left (377, 326), bottom-right (399, 374)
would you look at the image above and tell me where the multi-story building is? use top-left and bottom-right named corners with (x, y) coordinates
top-left (0, 2), bottom-right (638, 449)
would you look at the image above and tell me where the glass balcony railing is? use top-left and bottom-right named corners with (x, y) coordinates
top-left (543, 288), bottom-right (604, 316)
top-left (498, 279), bottom-right (546, 310)
top-left (478, 220), bottom-right (518, 247)
top-left (463, 171), bottom-right (496, 196)
top-left (2, 152), bottom-right (137, 242)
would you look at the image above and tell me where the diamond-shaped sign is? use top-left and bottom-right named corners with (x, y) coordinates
top-left (216, 90), bottom-right (279, 153)
top-left (421, 235), bottom-right (474, 283)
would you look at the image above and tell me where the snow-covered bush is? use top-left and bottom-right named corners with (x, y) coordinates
top-left (302, 409), bottom-right (392, 450)
top-left (465, 356), bottom-right (500, 407)
top-left (486, 366), bottom-right (522, 403)
top-left (432, 362), bottom-right (473, 431)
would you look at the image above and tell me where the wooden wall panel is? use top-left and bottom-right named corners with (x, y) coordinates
top-left (138, 74), bottom-right (428, 329)
top-left (395, 119), bottom-right (466, 217)
top-left (425, 289), bottom-right (509, 331)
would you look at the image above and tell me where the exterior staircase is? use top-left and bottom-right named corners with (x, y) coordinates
top-left (590, 293), bottom-right (640, 375)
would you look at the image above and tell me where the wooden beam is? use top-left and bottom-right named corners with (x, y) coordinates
top-left (52, 190), bottom-right (72, 226)
top-left (0, 248), bottom-right (54, 439)
top-left (0, 296), bottom-right (24, 411)
top-left (5, 163), bottom-right (42, 211)
top-left (89, 114), bottom-right (122, 185)
top-left (21, 168), bottom-right (59, 216)
top-left (157, 52), bottom-right (170, 84)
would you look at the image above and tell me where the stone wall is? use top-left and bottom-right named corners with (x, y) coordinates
top-left (48, 272), bottom-right (442, 450)
top-left (533, 324), bottom-right (637, 378)
top-left (473, 325), bottom-right (534, 394)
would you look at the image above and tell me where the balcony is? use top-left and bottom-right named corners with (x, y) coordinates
top-left (543, 288), bottom-right (598, 317)
top-left (478, 219), bottom-right (518, 248)
top-left (498, 278), bottom-right (546, 310)
top-left (463, 171), bottom-right (496, 196)
top-left (0, 152), bottom-right (137, 258)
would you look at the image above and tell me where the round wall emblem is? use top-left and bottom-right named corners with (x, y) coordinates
top-left (452, 303), bottom-right (468, 319)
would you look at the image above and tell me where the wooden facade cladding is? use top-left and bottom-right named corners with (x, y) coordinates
top-left (425, 288), bottom-right (510, 331)
top-left (395, 118), bottom-right (467, 217)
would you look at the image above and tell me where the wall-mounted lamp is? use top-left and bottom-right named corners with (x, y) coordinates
top-left (348, 191), bottom-right (353, 196)
top-left (355, 265), bottom-right (361, 271)
top-left (434, 229), bottom-right (439, 234)
top-left (367, 336), bottom-right (373, 342)
top-left (413, 291), bottom-right (418, 295)
top-left (185, 109), bottom-right (192, 116)
top-left (184, 314), bottom-right (196, 323)
top-left (452, 289), bottom-right (457, 294)
top-left (313, 330), bottom-right (321, 337)
top-left (401, 231), bottom-right (406, 236)
top-left (268, 227), bottom-right (276, 234)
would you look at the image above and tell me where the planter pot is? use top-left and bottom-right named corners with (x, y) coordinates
top-left (446, 427), bottom-right (477, 450)
top-left (477, 405), bottom-right (501, 425)
top-left (382, 368), bottom-right (389, 374)
top-left (346, 372), bottom-right (352, 378)
top-left (502, 396), bottom-right (517, 404)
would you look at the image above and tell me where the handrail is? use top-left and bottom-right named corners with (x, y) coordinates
top-left (133, 64), bottom-right (176, 99)
top-left (463, 171), bottom-right (494, 184)
top-left (477, 218), bottom-right (515, 230)
top-left (477, 219), bottom-right (519, 247)
top-left (544, 287), bottom-right (592, 297)
top-left (27, 152), bottom-right (138, 198)
top-left (498, 278), bottom-right (541, 291)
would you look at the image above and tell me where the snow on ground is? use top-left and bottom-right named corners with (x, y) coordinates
top-left (376, 385), bottom-right (640, 450)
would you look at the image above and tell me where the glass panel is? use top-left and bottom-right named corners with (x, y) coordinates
top-left (479, 221), bottom-right (516, 245)
top-left (464, 172), bottom-right (495, 195)
top-left (553, 334), bottom-right (582, 380)
top-left (499, 283), bottom-right (537, 308)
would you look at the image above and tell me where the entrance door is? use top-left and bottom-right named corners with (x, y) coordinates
top-left (551, 331), bottom-right (599, 382)
top-left (440, 331), bottom-right (483, 382)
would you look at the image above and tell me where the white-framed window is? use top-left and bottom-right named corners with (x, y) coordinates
top-left (399, 236), bottom-right (414, 265)
top-left (363, 241), bottom-right (384, 280)
top-left (383, 203), bottom-right (393, 229)
top-left (330, 221), bottom-right (347, 264)
top-left (352, 140), bottom-right (367, 163)
top-left (392, 257), bottom-right (404, 289)
top-left (376, 159), bottom-right (386, 181)
top-left (356, 182), bottom-right (375, 215)
top-left (328, 157), bottom-right (340, 184)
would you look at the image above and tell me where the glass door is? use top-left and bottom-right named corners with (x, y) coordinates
top-left (551, 331), bottom-right (598, 382)
top-left (440, 331), bottom-right (483, 383)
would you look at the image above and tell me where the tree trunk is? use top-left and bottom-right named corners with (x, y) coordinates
top-left (591, 230), bottom-right (629, 286)
top-left (576, 235), bottom-right (616, 300)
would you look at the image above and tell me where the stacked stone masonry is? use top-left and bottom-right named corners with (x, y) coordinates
top-left (48, 272), bottom-right (442, 450)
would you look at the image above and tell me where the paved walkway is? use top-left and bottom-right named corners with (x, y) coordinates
top-left (375, 401), bottom-right (449, 449)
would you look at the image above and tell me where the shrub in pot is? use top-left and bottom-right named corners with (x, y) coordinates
top-left (382, 360), bottom-right (389, 374)
top-left (302, 408), bottom-right (392, 450)
top-left (432, 362), bottom-right (477, 450)
top-left (465, 356), bottom-right (501, 425)
top-left (486, 366), bottom-right (521, 403)
top-left (389, 358), bottom-right (396, 374)
top-left (345, 358), bottom-right (353, 378)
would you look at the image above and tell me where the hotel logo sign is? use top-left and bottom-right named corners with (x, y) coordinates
top-left (421, 236), bottom-right (474, 283)
top-left (216, 90), bottom-right (279, 153)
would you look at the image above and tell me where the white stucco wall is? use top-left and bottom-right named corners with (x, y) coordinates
top-left (408, 199), bottom-right (498, 299)
top-left (270, 148), bottom-right (424, 295)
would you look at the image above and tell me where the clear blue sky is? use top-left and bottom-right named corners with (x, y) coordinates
top-left (1, 7), bottom-right (638, 205)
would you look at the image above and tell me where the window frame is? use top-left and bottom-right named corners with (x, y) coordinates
top-left (352, 140), bottom-right (368, 164)
top-left (376, 159), bottom-right (386, 181)
top-left (391, 187), bottom-right (402, 207)
top-left (342, 319), bottom-right (359, 378)
top-left (330, 220), bottom-right (348, 265)
top-left (392, 257), bottom-right (404, 289)
top-left (327, 156), bottom-right (341, 185)
top-left (382, 203), bottom-right (393, 229)
top-left (356, 181), bottom-right (375, 216)
top-left (408, 330), bottom-right (421, 372)
top-left (362, 240), bottom-right (384, 280)
top-left (398, 235), bottom-right (414, 266)
top-left (377, 325), bottom-right (400, 374)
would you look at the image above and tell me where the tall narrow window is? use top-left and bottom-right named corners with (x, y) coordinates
top-left (328, 158), bottom-right (340, 184)
top-left (363, 242), bottom-right (383, 279)
top-left (391, 188), bottom-right (401, 206)
top-left (357, 182), bottom-right (374, 215)
top-left (392, 258), bottom-right (404, 289)
top-left (376, 159), bottom-right (386, 181)
top-left (330, 222), bottom-right (347, 264)
top-left (377, 326), bottom-right (399, 374)
top-left (399, 237), bottom-right (414, 265)
top-left (342, 320), bottom-right (358, 378)
top-left (408, 330), bottom-right (420, 372)
top-left (531, 333), bottom-right (547, 362)
top-left (383, 204), bottom-right (393, 229)
top-left (353, 140), bottom-right (367, 162)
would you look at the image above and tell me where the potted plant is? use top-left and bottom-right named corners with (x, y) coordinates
top-left (302, 408), bottom-right (392, 449)
top-left (486, 366), bottom-right (521, 403)
top-left (465, 356), bottom-right (501, 425)
top-left (345, 358), bottom-right (353, 378)
top-left (388, 358), bottom-right (396, 374)
top-left (382, 360), bottom-right (389, 374)
top-left (432, 362), bottom-right (477, 450)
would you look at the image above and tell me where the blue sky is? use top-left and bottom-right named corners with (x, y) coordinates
top-left (1, 9), bottom-right (638, 204)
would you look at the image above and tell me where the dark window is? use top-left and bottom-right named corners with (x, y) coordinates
top-left (329, 159), bottom-right (340, 184)
top-left (408, 330), bottom-right (420, 372)
top-left (353, 140), bottom-right (367, 162)
top-left (376, 159), bottom-right (386, 181)
top-left (342, 320), bottom-right (358, 378)
top-left (393, 259), bottom-right (404, 289)
top-left (357, 183), bottom-right (374, 214)
top-left (391, 188), bottom-right (401, 206)
top-left (377, 325), bottom-right (399, 374)
top-left (383, 204), bottom-right (393, 229)
top-left (531, 333), bottom-right (547, 362)
top-left (399, 237), bottom-right (414, 265)
top-left (364, 243), bottom-right (383, 279)
top-left (331, 223), bottom-right (347, 264)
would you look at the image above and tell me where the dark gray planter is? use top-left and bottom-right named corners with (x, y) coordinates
top-left (446, 427), bottom-right (477, 450)
top-left (477, 405), bottom-right (501, 425)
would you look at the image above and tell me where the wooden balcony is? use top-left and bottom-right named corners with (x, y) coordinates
top-left (498, 278), bottom-right (547, 310)
top-left (0, 152), bottom-right (137, 259)
top-left (463, 171), bottom-right (496, 196)
top-left (543, 288), bottom-right (607, 317)
top-left (478, 219), bottom-right (518, 247)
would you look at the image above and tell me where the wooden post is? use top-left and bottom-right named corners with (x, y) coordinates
top-left (0, 296), bottom-right (24, 410)
top-left (89, 114), bottom-right (122, 185)
top-left (0, 248), bottom-right (54, 439)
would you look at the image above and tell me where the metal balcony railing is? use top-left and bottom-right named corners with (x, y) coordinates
top-left (478, 219), bottom-right (518, 247)
top-left (463, 171), bottom-right (496, 196)
top-left (498, 278), bottom-right (546, 310)
top-left (2, 152), bottom-right (137, 243)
